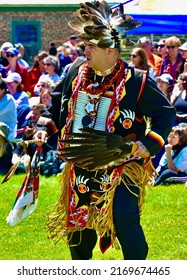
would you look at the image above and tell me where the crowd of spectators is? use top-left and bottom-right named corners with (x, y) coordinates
top-left (0, 34), bottom-right (187, 184)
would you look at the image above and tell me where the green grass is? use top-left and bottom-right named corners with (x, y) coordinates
top-left (0, 174), bottom-right (186, 260)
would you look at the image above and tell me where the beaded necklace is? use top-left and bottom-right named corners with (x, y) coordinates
top-left (81, 58), bottom-right (124, 95)
top-left (58, 58), bottom-right (128, 148)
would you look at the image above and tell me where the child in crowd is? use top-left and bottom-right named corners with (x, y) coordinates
top-left (154, 126), bottom-right (187, 186)
top-left (156, 73), bottom-right (173, 101)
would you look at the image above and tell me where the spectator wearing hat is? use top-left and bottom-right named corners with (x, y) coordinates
top-left (0, 122), bottom-right (13, 174)
top-left (66, 34), bottom-right (78, 50)
top-left (3, 72), bottom-right (30, 139)
top-left (171, 73), bottom-right (187, 126)
top-left (5, 47), bottom-right (29, 92)
top-left (3, 72), bottom-right (29, 106)
top-left (156, 73), bottom-right (174, 101)
top-left (178, 42), bottom-right (187, 73)
top-left (152, 73), bottom-right (175, 169)
top-left (0, 42), bottom-right (13, 67)
top-left (0, 77), bottom-right (17, 140)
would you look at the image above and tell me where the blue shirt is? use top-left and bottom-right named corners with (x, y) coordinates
top-left (13, 91), bottom-right (29, 106)
top-left (0, 93), bottom-right (17, 140)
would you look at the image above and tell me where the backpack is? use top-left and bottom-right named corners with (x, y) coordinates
top-left (40, 150), bottom-right (62, 176)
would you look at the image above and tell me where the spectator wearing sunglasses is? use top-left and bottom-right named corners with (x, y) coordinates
top-left (159, 36), bottom-right (183, 84)
top-left (137, 36), bottom-right (162, 77)
top-left (5, 47), bottom-right (29, 92)
top-left (157, 38), bottom-right (167, 59)
top-left (129, 47), bottom-right (155, 80)
top-left (151, 41), bottom-right (159, 56)
top-left (41, 55), bottom-right (60, 84)
top-left (30, 76), bottom-right (55, 106)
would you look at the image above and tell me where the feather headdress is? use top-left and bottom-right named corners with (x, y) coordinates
top-left (68, 0), bottom-right (142, 48)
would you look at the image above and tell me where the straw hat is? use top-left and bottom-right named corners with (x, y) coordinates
top-left (0, 122), bottom-right (9, 139)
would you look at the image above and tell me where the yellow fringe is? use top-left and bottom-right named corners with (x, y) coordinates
top-left (47, 162), bottom-right (71, 242)
top-left (47, 158), bottom-right (156, 248)
top-left (121, 158), bottom-right (155, 213)
top-left (88, 177), bottom-right (121, 249)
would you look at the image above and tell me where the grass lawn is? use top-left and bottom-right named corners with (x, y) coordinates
top-left (0, 174), bottom-right (186, 260)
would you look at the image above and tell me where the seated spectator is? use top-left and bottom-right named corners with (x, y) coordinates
top-left (0, 122), bottom-right (13, 174)
top-left (157, 38), bottom-right (167, 59)
top-left (58, 43), bottom-right (73, 75)
top-left (151, 41), bottom-right (159, 56)
top-left (159, 36), bottom-right (183, 84)
top-left (3, 72), bottom-right (29, 106)
top-left (16, 104), bottom-right (31, 139)
top-left (137, 36), bottom-right (162, 77)
top-left (12, 103), bottom-right (58, 173)
top-left (27, 50), bottom-right (48, 97)
top-left (49, 41), bottom-right (57, 56)
top-left (0, 64), bottom-right (7, 78)
top-left (32, 75), bottom-right (55, 100)
top-left (0, 42), bottom-right (13, 67)
top-left (60, 46), bottom-right (85, 80)
top-left (13, 104), bottom-right (47, 160)
top-left (129, 47), bottom-right (155, 80)
top-left (156, 73), bottom-right (173, 101)
top-left (14, 43), bottom-right (30, 69)
top-left (65, 34), bottom-right (78, 50)
top-left (5, 47), bottom-right (29, 92)
top-left (171, 73), bottom-right (187, 126)
top-left (178, 42), bottom-right (187, 73)
top-left (0, 77), bottom-right (17, 140)
top-left (154, 126), bottom-right (187, 186)
top-left (39, 89), bottom-right (52, 107)
top-left (40, 55), bottom-right (60, 85)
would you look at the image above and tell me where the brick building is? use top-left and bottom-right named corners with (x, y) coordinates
top-left (0, 1), bottom-right (187, 65)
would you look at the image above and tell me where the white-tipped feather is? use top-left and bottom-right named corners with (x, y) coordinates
top-left (68, 0), bottom-right (142, 48)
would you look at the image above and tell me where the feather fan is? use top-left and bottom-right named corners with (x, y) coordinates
top-left (59, 127), bottom-right (135, 170)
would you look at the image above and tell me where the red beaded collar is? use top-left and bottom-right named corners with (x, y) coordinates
top-left (81, 58), bottom-right (124, 95)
